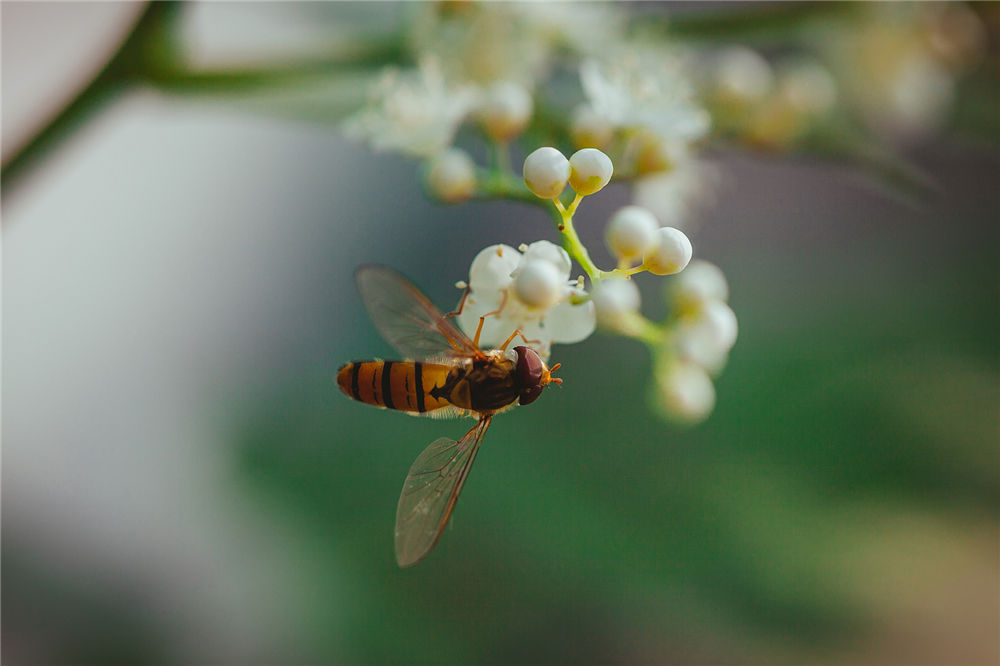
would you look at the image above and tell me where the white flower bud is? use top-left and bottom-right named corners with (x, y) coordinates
top-left (478, 82), bottom-right (533, 142)
top-left (643, 227), bottom-right (693, 276)
top-left (570, 104), bottom-right (613, 149)
top-left (654, 360), bottom-right (716, 423)
top-left (675, 301), bottom-right (738, 373)
top-left (670, 259), bottom-right (729, 307)
top-left (568, 148), bottom-right (613, 196)
top-left (591, 278), bottom-right (640, 327)
top-left (605, 206), bottom-right (659, 261)
top-left (426, 148), bottom-right (477, 203)
top-left (468, 244), bottom-right (520, 292)
top-left (776, 60), bottom-right (837, 115)
top-left (889, 54), bottom-right (954, 136)
top-left (523, 147), bottom-right (570, 199)
top-left (521, 240), bottom-right (571, 277)
top-left (513, 259), bottom-right (565, 309)
top-left (711, 46), bottom-right (774, 105)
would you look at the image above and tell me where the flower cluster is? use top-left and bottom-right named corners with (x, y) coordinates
top-left (652, 261), bottom-right (738, 423)
top-left (340, 4), bottom-right (739, 423)
top-left (447, 146), bottom-right (732, 423)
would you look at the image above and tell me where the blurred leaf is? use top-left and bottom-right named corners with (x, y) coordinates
top-left (798, 118), bottom-right (938, 205)
top-left (659, 2), bottom-right (860, 46)
top-left (951, 66), bottom-right (1000, 147)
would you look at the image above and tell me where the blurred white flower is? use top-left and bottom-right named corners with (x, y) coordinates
top-left (476, 81), bottom-right (533, 143)
top-left (823, 3), bottom-right (981, 140)
top-left (425, 148), bottom-right (477, 203)
top-left (409, 3), bottom-right (549, 89)
top-left (457, 242), bottom-right (595, 358)
top-left (591, 278), bottom-right (641, 330)
top-left (668, 259), bottom-right (729, 309)
top-left (605, 205), bottom-right (659, 263)
top-left (570, 103), bottom-right (614, 150)
top-left (580, 52), bottom-right (710, 146)
top-left (673, 301), bottom-right (738, 375)
top-left (632, 157), bottom-right (720, 230)
top-left (653, 359), bottom-right (716, 423)
top-left (774, 58), bottom-right (838, 116)
top-left (888, 53), bottom-right (954, 136)
top-left (706, 46), bottom-right (774, 108)
top-left (343, 58), bottom-right (474, 158)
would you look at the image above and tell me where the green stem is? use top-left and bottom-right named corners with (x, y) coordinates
top-left (549, 199), bottom-right (601, 282)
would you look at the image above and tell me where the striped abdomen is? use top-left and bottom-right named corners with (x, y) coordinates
top-left (337, 361), bottom-right (454, 414)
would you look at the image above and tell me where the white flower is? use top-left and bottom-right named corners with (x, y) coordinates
top-left (707, 46), bottom-right (774, 107)
top-left (591, 278), bottom-right (641, 328)
top-left (888, 53), bottom-right (954, 136)
top-left (668, 259), bottom-right (729, 309)
top-left (425, 148), bottom-right (477, 203)
top-left (523, 147), bottom-right (570, 199)
top-left (409, 3), bottom-right (550, 89)
top-left (343, 58), bottom-right (474, 158)
top-left (653, 360), bottom-right (716, 423)
top-left (605, 205), bottom-right (659, 262)
top-left (570, 104), bottom-right (614, 149)
top-left (568, 148), bottom-right (614, 196)
top-left (476, 81), bottom-right (533, 142)
top-left (643, 227), bottom-right (693, 276)
top-left (673, 301), bottom-right (738, 374)
top-left (457, 241), bottom-right (595, 358)
top-left (632, 157), bottom-right (720, 231)
top-left (580, 52), bottom-right (710, 145)
top-left (774, 59), bottom-right (837, 116)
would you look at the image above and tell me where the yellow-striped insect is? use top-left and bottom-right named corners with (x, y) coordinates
top-left (338, 265), bottom-right (561, 566)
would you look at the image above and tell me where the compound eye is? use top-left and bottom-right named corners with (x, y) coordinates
top-left (519, 385), bottom-right (543, 405)
top-left (514, 345), bottom-right (543, 389)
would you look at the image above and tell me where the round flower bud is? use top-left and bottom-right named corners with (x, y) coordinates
top-left (521, 240), bottom-right (571, 277)
top-left (523, 147), bottom-right (570, 199)
top-left (776, 60), bottom-right (837, 116)
top-left (425, 148), bottom-right (477, 203)
top-left (711, 46), bottom-right (774, 106)
top-left (605, 206), bottom-right (659, 261)
top-left (591, 278), bottom-right (641, 327)
top-left (513, 259), bottom-right (565, 309)
top-left (468, 243), bottom-right (520, 292)
top-left (669, 259), bottom-right (729, 308)
top-left (478, 82), bottom-right (533, 142)
top-left (653, 360), bottom-right (716, 423)
top-left (568, 148), bottom-right (613, 196)
top-left (570, 104), bottom-right (613, 149)
top-left (643, 227), bottom-right (692, 276)
top-left (674, 301), bottom-right (738, 374)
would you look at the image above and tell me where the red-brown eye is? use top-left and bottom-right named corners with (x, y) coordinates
top-left (519, 385), bottom-right (543, 405)
top-left (514, 346), bottom-right (543, 388)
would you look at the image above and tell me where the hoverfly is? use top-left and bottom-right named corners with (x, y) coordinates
top-left (337, 265), bottom-right (562, 567)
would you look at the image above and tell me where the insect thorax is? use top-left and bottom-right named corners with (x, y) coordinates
top-left (441, 357), bottom-right (519, 412)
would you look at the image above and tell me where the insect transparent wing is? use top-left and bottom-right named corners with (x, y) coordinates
top-left (395, 416), bottom-right (491, 567)
top-left (356, 265), bottom-right (480, 362)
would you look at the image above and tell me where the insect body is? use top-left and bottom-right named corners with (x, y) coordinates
top-left (338, 265), bottom-right (561, 567)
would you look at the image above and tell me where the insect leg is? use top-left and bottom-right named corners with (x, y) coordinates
top-left (442, 286), bottom-right (471, 320)
top-left (498, 327), bottom-right (542, 352)
top-left (473, 290), bottom-right (509, 348)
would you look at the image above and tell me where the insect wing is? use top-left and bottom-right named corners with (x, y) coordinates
top-left (356, 265), bottom-right (480, 362)
top-left (395, 416), bottom-right (491, 567)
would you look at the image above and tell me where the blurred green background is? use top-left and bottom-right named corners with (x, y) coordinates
top-left (4, 3), bottom-right (998, 665)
